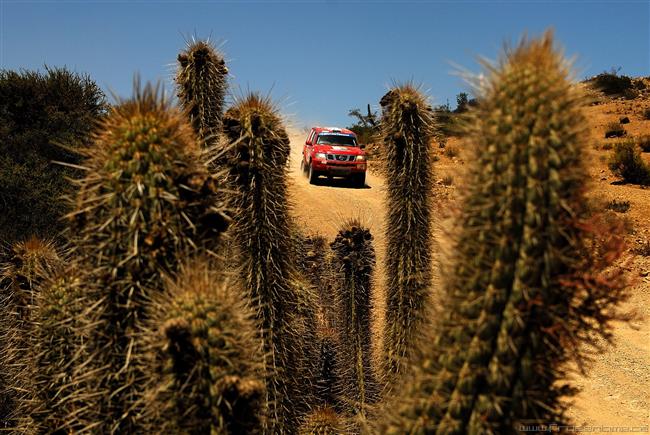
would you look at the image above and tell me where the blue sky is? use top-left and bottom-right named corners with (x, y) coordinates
top-left (1, 1), bottom-right (648, 129)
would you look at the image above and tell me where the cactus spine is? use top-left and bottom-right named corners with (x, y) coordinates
top-left (330, 221), bottom-right (377, 416)
top-left (384, 32), bottom-right (629, 434)
top-left (380, 85), bottom-right (436, 377)
top-left (68, 84), bottom-right (229, 432)
top-left (176, 40), bottom-right (228, 151)
top-left (0, 238), bottom-right (63, 429)
top-left (143, 260), bottom-right (264, 434)
top-left (223, 94), bottom-right (318, 431)
top-left (19, 269), bottom-right (88, 433)
top-left (299, 407), bottom-right (347, 435)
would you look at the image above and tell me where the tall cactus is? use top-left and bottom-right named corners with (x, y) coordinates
top-left (143, 260), bottom-right (265, 434)
top-left (330, 221), bottom-right (378, 417)
top-left (223, 93), bottom-right (318, 431)
top-left (67, 83), bottom-right (230, 432)
top-left (380, 85), bottom-right (436, 377)
top-left (0, 237), bottom-right (63, 429)
top-left (176, 40), bottom-right (228, 151)
top-left (18, 268), bottom-right (89, 433)
top-left (381, 32), bottom-right (629, 434)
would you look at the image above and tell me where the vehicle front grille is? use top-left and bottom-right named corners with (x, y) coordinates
top-left (326, 154), bottom-right (355, 162)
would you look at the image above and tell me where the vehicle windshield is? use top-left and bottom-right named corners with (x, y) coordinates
top-left (316, 134), bottom-right (357, 147)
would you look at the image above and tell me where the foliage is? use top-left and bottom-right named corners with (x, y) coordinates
top-left (608, 140), bottom-right (650, 184)
top-left (588, 68), bottom-right (635, 96)
top-left (637, 135), bottom-right (650, 152)
top-left (604, 121), bottom-right (626, 138)
top-left (0, 67), bottom-right (107, 244)
top-left (605, 199), bottom-right (631, 213)
top-left (347, 104), bottom-right (379, 146)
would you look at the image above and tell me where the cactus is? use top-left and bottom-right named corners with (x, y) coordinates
top-left (313, 326), bottom-right (343, 411)
top-left (330, 221), bottom-right (378, 416)
top-left (17, 268), bottom-right (90, 433)
top-left (1, 237), bottom-right (62, 319)
top-left (142, 260), bottom-right (265, 434)
top-left (382, 32), bottom-right (630, 434)
top-left (298, 234), bottom-right (337, 328)
top-left (0, 237), bottom-right (63, 428)
top-left (176, 40), bottom-right (228, 152)
top-left (379, 85), bottom-right (436, 377)
top-left (67, 83), bottom-right (230, 432)
top-left (223, 93), bottom-right (319, 431)
top-left (299, 406), bottom-right (347, 435)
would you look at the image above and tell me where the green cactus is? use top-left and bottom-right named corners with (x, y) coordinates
top-left (379, 85), bottom-right (436, 377)
top-left (382, 32), bottom-right (630, 434)
top-left (330, 221), bottom-right (378, 417)
top-left (313, 326), bottom-right (342, 411)
top-left (223, 93), bottom-right (319, 431)
top-left (143, 260), bottom-right (265, 434)
top-left (299, 406), bottom-right (347, 435)
top-left (67, 83), bottom-right (230, 432)
top-left (0, 237), bottom-right (63, 429)
top-left (1, 237), bottom-right (62, 319)
top-left (176, 40), bottom-right (228, 152)
top-left (17, 268), bottom-right (89, 433)
top-left (299, 234), bottom-right (337, 328)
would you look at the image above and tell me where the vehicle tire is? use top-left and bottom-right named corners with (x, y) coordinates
top-left (308, 163), bottom-right (319, 185)
top-left (352, 172), bottom-right (366, 188)
top-left (300, 158), bottom-right (308, 176)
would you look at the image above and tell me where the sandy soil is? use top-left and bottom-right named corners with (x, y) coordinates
top-left (286, 94), bottom-right (650, 429)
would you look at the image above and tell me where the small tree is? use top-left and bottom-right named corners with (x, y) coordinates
top-left (347, 104), bottom-right (378, 145)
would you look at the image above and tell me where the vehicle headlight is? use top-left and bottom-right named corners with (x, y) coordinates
top-left (356, 155), bottom-right (366, 161)
top-left (315, 153), bottom-right (327, 161)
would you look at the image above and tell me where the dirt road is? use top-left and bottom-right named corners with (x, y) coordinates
top-left (285, 126), bottom-right (649, 430)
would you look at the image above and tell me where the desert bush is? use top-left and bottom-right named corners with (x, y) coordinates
top-left (589, 69), bottom-right (635, 95)
top-left (637, 135), bottom-right (650, 152)
top-left (0, 67), bottom-right (107, 244)
top-left (434, 103), bottom-right (455, 136)
top-left (444, 145), bottom-right (458, 158)
top-left (608, 140), bottom-right (650, 184)
top-left (633, 240), bottom-right (650, 257)
top-left (441, 174), bottom-right (454, 186)
top-left (643, 107), bottom-right (650, 120)
top-left (605, 199), bottom-right (631, 213)
top-left (604, 121), bottom-right (626, 138)
top-left (347, 104), bottom-right (379, 145)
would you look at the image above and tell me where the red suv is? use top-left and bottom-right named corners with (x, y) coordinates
top-left (301, 127), bottom-right (367, 187)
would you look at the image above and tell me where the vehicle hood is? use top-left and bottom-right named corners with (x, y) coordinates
top-left (313, 144), bottom-right (364, 155)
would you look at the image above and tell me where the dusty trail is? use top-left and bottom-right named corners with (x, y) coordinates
top-left (286, 131), bottom-right (390, 343)
top-left (285, 127), bottom-right (649, 429)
